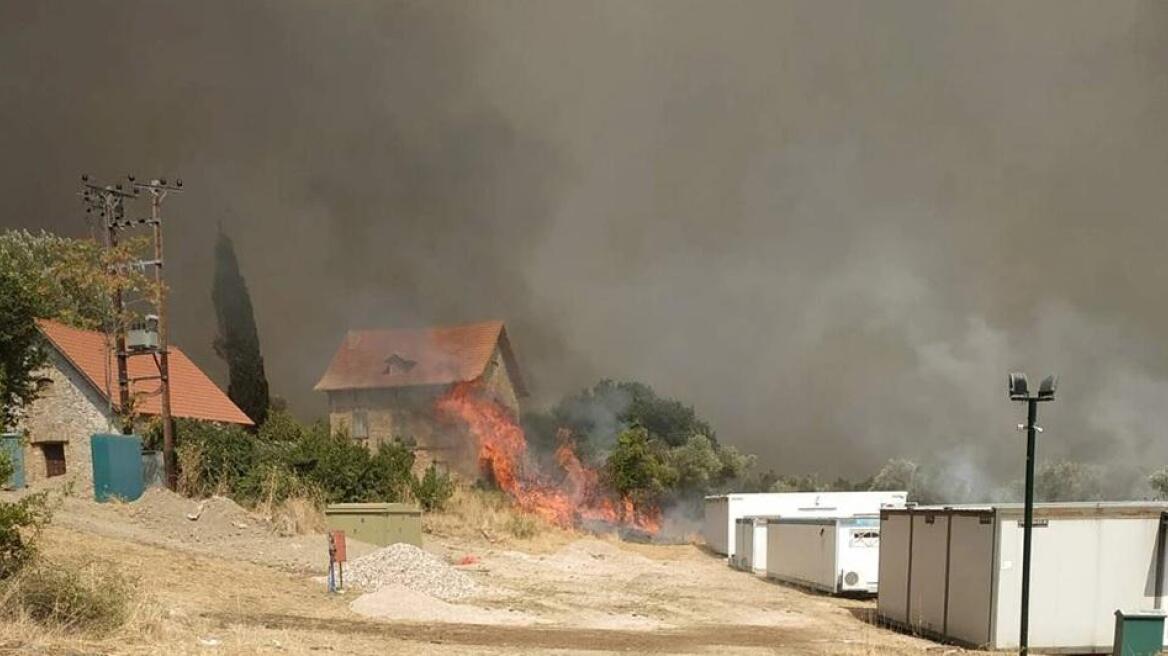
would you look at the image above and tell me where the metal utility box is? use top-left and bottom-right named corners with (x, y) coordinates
top-left (325, 503), bottom-right (422, 547)
top-left (703, 490), bottom-right (907, 558)
top-left (1113, 610), bottom-right (1166, 656)
top-left (1, 433), bottom-right (25, 489)
top-left (878, 503), bottom-right (1168, 652)
top-left (766, 516), bottom-right (881, 595)
top-left (90, 433), bottom-right (145, 502)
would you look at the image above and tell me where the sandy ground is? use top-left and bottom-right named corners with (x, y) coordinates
top-left (0, 486), bottom-right (964, 656)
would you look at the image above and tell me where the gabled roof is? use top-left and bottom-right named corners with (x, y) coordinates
top-left (36, 319), bottom-right (254, 426)
top-left (314, 320), bottom-right (527, 396)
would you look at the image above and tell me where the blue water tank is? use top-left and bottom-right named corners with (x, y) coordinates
top-left (90, 434), bottom-right (144, 502)
top-left (1, 434), bottom-right (24, 489)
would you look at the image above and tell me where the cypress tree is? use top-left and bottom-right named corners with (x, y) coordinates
top-left (212, 230), bottom-right (270, 426)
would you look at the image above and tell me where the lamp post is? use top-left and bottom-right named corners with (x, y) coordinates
top-left (1008, 372), bottom-right (1057, 656)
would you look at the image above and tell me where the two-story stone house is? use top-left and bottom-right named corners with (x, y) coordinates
top-left (314, 320), bottom-right (527, 478)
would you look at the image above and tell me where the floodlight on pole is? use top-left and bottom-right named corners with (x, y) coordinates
top-left (1007, 371), bottom-right (1057, 656)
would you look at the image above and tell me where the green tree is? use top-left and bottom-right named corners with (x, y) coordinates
top-left (869, 458), bottom-right (944, 504)
top-left (770, 473), bottom-right (824, 493)
top-left (0, 269), bottom-right (47, 428)
top-left (212, 230), bottom-right (270, 426)
top-left (0, 230), bottom-right (156, 428)
top-left (666, 434), bottom-right (722, 491)
top-left (1031, 461), bottom-right (1103, 502)
top-left (1149, 468), bottom-right (1168, 500)
top-left (540, 379), bottom-right (717, 454)
top-left (605, 427), bottom-right (675, 507)
top-left (0, 229), bottom-right (153, 331)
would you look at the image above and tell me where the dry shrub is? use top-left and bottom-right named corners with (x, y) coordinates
top-left (424, 486), bottom-right (574, 549)
top-left (506, 514), bottom-right (539, 539)
top-left (176, 442), bottom-right (204, 498)
top-left (249, 467), bottom-right (326, 536)
top-left (0, 559), bottom-right (144, 634)
top-left (264, 494), bottom-right (327, 536)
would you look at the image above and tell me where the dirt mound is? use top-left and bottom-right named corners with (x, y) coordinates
top-left (345, 543), bottom-right (478, 600)
top-left (115, 488), bottom-right (273, 544)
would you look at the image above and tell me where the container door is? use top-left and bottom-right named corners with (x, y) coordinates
top-left (945, 513), bottom-right (995, 646)
top-left (908, 512), bottom-right (949, 633)
top-left (878, 513), bottom-right (912, 625)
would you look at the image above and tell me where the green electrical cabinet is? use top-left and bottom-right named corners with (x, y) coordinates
top-left (1113, 610), bottom-right (1165, 656)
top-left (325, 503), bottom-right (422, 547)
top-left (1, 433), bottom-right (24, 489)
top-left (90, 434), bottom-right (144, 502)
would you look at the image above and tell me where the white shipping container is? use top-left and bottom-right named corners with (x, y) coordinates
top-left (877, 503), bottom-right (1168, 652)
top-left (765, 517), bottom-right (881, 595)
top-left (702, 491), bottom-right (907, 557)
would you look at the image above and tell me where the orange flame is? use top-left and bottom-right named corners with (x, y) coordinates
top-left (436, 381), bottom-right (661, 535)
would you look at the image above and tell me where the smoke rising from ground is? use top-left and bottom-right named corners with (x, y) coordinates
top-left (3, 1), bottom-right (1168, 495)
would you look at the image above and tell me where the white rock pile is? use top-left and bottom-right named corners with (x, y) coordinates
top-left (343, 543), bottom-right (478, 601)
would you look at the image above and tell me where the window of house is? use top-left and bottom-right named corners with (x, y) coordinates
top-left (35, 377), bottom-right (54, 395)
top-left (384, 354), bottom-right (417, 375)
top-left (351, 410), bottom-right (369, 440)
top-left (41, 443), bottom-right (66, 478)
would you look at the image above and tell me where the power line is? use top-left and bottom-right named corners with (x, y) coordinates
top-left (80, 174), bottom-right (184, 491)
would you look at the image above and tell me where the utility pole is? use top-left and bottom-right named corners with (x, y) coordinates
top-left (81, 176), bottom-right (136, 431)
top-left (134, 177), bottom-right (183, 490)
top-left (1007, 372), bottom-right (1057, 656)
top-left (81, 174), bottom-right (183, 490)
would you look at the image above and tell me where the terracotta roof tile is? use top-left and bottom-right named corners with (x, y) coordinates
top-left (314, 320), bottom-right (526, 395)
top-left (36, 319), bottom-right (254, 426)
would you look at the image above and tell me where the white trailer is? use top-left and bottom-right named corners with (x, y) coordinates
top-left (703, 491), bottom-right (907, 557)
top-left (765, 517), bottom-right (881, 595)
top-left (732, 516), bottom-right (778, 573)
top-left (877, 503), bottom-right (1168, 652)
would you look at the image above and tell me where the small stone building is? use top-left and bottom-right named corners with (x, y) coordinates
top-left (314, 320), bottom-right (527, 478)
top-left (14, 319), bottom-right (253, 485)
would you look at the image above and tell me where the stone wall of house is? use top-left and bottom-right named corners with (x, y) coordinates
top-left (327, 385), bottom-right (476, 478)
top-left (480, 346), bottom-right (521, 417)
top-left (18, 351), bottom-right (114, 487)
top-left (326, 348), bottom-right (524, 482)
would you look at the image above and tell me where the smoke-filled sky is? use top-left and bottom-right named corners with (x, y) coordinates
top-left (3, 1), bottom-right (1168, 489)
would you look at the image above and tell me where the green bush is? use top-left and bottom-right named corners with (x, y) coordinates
top-left (2, 560), bottom-right (133, 633)
top-left (0, 452), bottom-right (51, 579)
top-left (174, 419), bottom-right (257, 497)
top-left (175, 418), bottom-right (417, 507)
top-left (413, 464), bottom-right (455, 511)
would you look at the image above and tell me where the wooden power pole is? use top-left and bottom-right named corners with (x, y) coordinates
top-left (81, 174), bottom-right (184, 490)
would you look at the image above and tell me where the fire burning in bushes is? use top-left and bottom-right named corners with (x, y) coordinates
top-left (436, 382), bottom-right (662, 534)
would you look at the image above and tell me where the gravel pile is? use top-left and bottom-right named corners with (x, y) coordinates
top-left (344, 543), bottom-right (478, 600)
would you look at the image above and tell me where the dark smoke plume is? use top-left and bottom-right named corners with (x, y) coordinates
top-left (3, 1), bottom-right (1168, 497)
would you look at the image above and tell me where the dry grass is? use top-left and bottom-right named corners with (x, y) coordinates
top-left (0, 556), bottom-right (163, 648)
top-left (424, 486), bottom-right (576, 551)
top-left (261, 495), bottom-right (327, 536)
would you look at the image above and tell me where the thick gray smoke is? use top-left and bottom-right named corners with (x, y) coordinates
top-left (3, 1), bottom-right (1168, 495)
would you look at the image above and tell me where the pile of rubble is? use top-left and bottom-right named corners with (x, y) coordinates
top-left (343, 543), bottom-right (478, 601)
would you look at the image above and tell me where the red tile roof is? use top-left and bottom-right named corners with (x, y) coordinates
top-left (36, 319), bottom-right (254, 426)
top-left (314, 320), bottom-right (527, 395)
